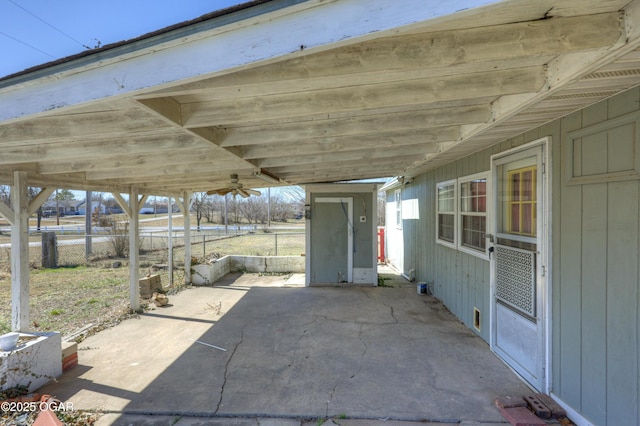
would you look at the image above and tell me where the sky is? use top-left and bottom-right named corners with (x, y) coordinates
top-left (0, 0), bottom-right (245, 78)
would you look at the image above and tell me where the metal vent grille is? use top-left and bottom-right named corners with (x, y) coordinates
top-left (546, 91), bottom-right (617, 101)
top-left (495, 245), bottom-right (535, 317)
top-left (582, 68), bottom-right (640, 79)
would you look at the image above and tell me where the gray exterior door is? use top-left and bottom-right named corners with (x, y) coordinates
top-left (311, 197), bottom-right (353, 283)
top-left (491, 140), bottom-right (549, 392)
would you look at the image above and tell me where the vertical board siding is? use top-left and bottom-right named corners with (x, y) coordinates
top-left (580, 183), bottom-right (607, 425)
top-left (556, 91), bottom-right (640, 425)
top-left (557, 111), bottom-right (583, 406)
top-left (384, 86), bottom-right (639, 426)
top-left (396, 142), bottom-right (493, 342)
top-left (605, 180), bottom-right (639, 426)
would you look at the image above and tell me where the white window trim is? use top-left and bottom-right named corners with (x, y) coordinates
top-left (395, 189), bottom-right (402, 229)
top-left (458, 172), bottom-right (490, 260)
top-left (436, 179), bottom-right (457, 249)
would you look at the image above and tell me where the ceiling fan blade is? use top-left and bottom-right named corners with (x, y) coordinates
top-left (246, 189), bottom-right (261, 196)
top-left (207, 188), bottom-right (232, 196)
top-left (237, 188), bottom-right (250, 198)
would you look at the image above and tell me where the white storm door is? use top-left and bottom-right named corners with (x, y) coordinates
top-left (490, 140), bottom-right (549, 392)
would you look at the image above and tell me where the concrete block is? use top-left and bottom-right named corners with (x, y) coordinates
top-left (139, 274), bottom-right (162, 298)
top-left (192, 264), bottom-right (213, 285)
top-left (524, 394), bottom-right (551, 419)
top-left (0, 332), bottom-right (62, 393)
top-left (61, 341), bottom-right (77, 359)
top-left (62, 353), bottom-right (78, 372)
top-left (192, 255), bottom-right (304, 285)
top-left (192, 256), bottom-right (230, 285)
top-left (533, 393), bottom-right (566, 419)
top-left (61, 340), bottom-right (78, 372)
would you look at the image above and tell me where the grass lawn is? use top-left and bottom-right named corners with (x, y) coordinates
top-left (0, 229), bottom-right (305, 337)
top-left (0, 266), bottom-right (173, 337)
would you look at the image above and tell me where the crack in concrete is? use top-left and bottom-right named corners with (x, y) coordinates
top-left (352, 323), bottom-right (367, 379)
top-left (359, 287), bottom-right (398, 324)
top-left (215, 323), bottom-right (247, 414)
top-left (325, 323), bottom-right (369, 418)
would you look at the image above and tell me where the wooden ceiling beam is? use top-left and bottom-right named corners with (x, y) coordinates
top-left (259, 146), bottom-right (434, 168)
top-left (150, 13), bottom-right (620, 100)
top-left (273, 152), bottom-right (423, 170)
top-left (241, 131), bottom-right (452, 160)
top-left (0, 109), bottom-right (170, 144)
top-left (0, 133), bottom-right (207, 165)
top-left (84, 162), bottom-right (249, 181)
top-left (181, 68), bottom-right (545, 127)
top-left (220, 105), bottom-right (488, 147)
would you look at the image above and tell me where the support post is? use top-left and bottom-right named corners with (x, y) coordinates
top-left (85, 191), bottom-right (92, 260)
top-left (224, 194), bottom-right (228, 234)
top-left (129, 187), bottom-right (140, 311)
top-left (168, 196), bottom-right (173, 286)
top-left (267, 187), bottom-right (271, 228)
top-left (183, 191), bottom-right (192, 284)
top-left (11, 171), bottom-right (30, 331)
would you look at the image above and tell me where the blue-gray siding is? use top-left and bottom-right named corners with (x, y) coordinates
top-left (387, 87), bottom-right (640, 425)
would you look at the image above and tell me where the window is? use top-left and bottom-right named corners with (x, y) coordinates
top-left (507, 166), bottom-right (536, 236)
top-left (436, 173), bottom-right (490, 259)
top-left (436, 180), bottom-right (456, 247)
top-left (459, 174), bottom-right (487, 253)
top-left (395, 189), bottom-right (402, 229)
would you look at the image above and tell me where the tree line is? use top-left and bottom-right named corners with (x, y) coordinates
top-left (1, 185), bottom-right (387, 228)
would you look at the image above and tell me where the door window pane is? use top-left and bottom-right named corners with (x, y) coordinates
top-left (506, 166), bottom-right (536, 236)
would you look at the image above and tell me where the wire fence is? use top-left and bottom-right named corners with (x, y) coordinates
top-left (0, 227), bottom-right (306, 272)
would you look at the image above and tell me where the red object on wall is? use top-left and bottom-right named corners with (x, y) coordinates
top-left (377, 227), bottom-right (385, 263)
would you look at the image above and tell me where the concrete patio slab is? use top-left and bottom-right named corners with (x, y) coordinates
top-left (40, 270), bottom-right (530, 425)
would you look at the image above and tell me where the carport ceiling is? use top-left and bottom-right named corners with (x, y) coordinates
top-left (2, 0), bottom-right (640, 195)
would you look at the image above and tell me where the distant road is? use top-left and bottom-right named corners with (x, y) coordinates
top-left (0, 223), bottom-right (302, 248)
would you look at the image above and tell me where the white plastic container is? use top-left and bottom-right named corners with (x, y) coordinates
top-left (0, 332), bottom-right (20, 351)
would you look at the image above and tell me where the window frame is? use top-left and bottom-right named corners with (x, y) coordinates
top-left (395, 189), bottom-right (402, 229)
top-left (457, 172), bottom-right (489, 259)
top-left (436, 179), bottom-right (457, 249)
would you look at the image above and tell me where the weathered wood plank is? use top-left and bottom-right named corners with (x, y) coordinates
top-left (182, 68), bottom-right (545, 127)
top-left (0, 108), bottom-right (170, 144)
top-left (220, 107), bottom-right (486, 146)
top-left (157, 13), bottom-right (620, 100)
top-left (0, 133), bottom-right (210, 165)
top-left (242, 132), bottom-right (447, 160)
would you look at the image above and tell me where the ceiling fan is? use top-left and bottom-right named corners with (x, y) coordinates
top-left (206, 174), bottom-right (261, 198)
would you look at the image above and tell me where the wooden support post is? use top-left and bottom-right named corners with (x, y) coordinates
top-left (11, 171), bottom-right (30, 331)
top-left (85, 191), bottom-right (92, 260)
top-left (129, 187), bottom-right (140, 311)
top-left (168, 196), bottom-right (173, 286)
top-left (183, 191), bottom-right (192, 284)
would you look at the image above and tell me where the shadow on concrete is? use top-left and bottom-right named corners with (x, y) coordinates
top-left (41, 271), bottom-right (529, 424)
